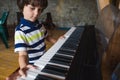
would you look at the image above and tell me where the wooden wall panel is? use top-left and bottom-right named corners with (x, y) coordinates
top-left (97, 0), bottom-right (110, 12)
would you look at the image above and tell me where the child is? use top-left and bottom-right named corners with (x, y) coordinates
top-left (6, 0), bottom-right (62, 80)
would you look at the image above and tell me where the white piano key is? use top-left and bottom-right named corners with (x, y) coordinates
top-left (48, 62), bottom-right (70, 69)
top-left (39, 71), bottom-right (65, 80)
top-left (17, 69), bottom-right (38, 80)
top-left (17, 77), bottom-right (25, 80)
top-left (64, 27), bottom-right (76, 37)
top-left (56, 52), bottom-right (74, 58)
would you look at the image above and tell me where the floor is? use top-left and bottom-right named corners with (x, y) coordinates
top-left (0, 38), bottom-right (18, 79)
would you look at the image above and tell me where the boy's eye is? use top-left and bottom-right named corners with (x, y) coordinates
top-left (30, 7), bottom-right (35, 10)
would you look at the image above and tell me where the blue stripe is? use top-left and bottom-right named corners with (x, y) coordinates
top-left (28, 46), bottom-right (46, 54)
top-left (15, 43), bottom-right (27, 48)
top-left (23, 27), bottom-right (38, 34)
top-left (28, 38), bottom-right (45, 48)
top-left (29, 55), bottom-right (42, 61)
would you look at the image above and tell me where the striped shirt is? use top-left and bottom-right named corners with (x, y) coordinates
top-left (14, 18), bottom-right (48, 64)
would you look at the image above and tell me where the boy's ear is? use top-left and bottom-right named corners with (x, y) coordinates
top-left (41, 8), bottom-right (44, 13)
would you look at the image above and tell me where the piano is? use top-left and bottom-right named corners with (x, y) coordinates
top-left (17, 25), bottom-right (102, 80)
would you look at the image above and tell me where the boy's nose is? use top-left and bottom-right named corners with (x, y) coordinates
top-left (34, 10), bottom-right (39, 16)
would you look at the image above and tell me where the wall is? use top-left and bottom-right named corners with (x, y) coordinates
top-left (0, 0), bottom-right (98, 28)
top-left (0, 0), bottom-right (18, 25)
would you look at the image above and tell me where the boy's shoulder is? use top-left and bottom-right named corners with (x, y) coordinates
top-left (16, 24), bottom-right (30, 31)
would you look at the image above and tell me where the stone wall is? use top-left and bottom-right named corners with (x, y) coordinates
top-left (0, 0), bottom-right (98, 27)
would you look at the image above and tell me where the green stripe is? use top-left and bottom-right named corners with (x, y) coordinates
top-left (26, 32), bottom-right (44, 42)
top-left (15, 34), bottom-right (26, 41)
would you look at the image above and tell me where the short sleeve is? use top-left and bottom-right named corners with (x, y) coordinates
top-left (14, 30), bottom-right (27, 53)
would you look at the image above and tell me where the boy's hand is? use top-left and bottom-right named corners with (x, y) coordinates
top-left (19, 64), bottom-right (37, 77)
top-left (58, 35), bottom-right (65, 39)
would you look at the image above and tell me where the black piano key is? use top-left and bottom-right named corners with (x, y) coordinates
top-left (60, 40), bottom-right (78, 51)
top-left (51, 55), bottom-right (71, 63)
top-left (66, 27), bottom-right (84, 40)
top-left (42, 69), bottom-right (65, 77)
top-left (42, 64), bottom-right (68, 77)
top-left (64, 38), bottom-right (79, 44)
top-left (54, 54), bottom-right (72, 61)
top-left (50, 56), bottom-right (71, 66)
top-left (66, 40), bottom-right (79, 45)
top-left (49, 59), bottom-right (70, 66)
top-left (57, 49), bottom-right (75, 56)
top-left (61, 43), bottom-right (78, 50)
top-left (51, 56), bottom-right (70, 63)
top-left (56, 53), bottom-right (73, 59)
top-left (35, 74), bottom-right (56, 80)
top-left (60, 47), bottom-right (76, 52)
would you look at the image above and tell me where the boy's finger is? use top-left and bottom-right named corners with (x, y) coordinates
top-left (19, 69), bottom-right (26, 77)
top-left (27, 64), bottom-right (37, 70)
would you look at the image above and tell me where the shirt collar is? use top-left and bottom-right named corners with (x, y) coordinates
top-left (20, 18), bottom-right (40, 28)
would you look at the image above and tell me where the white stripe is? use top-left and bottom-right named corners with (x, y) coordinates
top-left (29, 60), bottom-right (37, 64)
top-left (15, 31), bottom-right (27, 44)
top-left (27, 42), bottom-right (45, 50)
top-left (28, 51), bottom-right (44, 58)
top-left (15, 47), bottom-right (27, 53)
top-left (20, 26), bottom-right (30, 31)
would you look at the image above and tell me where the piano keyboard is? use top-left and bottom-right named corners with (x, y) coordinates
top-left (17, 26), bottom-right (85, 80)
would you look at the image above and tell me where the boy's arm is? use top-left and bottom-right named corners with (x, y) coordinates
top-left (18, 51), bottom-right (28, 69)
top-left (46, 36), bottom-right (57, 44)
top-left (18, 51), bottom-right (37, 77)
top-left (18, 51), bottom-right (29, 77)
top-left (46, 35), bottom-right (65, 44)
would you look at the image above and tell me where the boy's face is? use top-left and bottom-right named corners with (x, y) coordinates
top-left (23, 4), bottom-right (43, 22)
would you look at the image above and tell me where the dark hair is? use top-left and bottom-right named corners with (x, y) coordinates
top-left (17, 0), bottom-right (48, 12)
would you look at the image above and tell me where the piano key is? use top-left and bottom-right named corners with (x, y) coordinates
top-left (63, 41), bottom-right (79, 47)
top-left (49, 54), bottom-right (72, 64)
top-left (60, 40), bottom-right (79, 52)
top-left (17, 69), bottom-right (39, 80)
top-left (65, 27), bottom-right (84, 41)
top-left (35, 74), bottom-right (56, 80)
top-left (42, 69), bottom-right (65, 78)
top-left (48, 62), bottom-right (70, 69)
top-left (63, 27), bottom-right (77, 37)
top-left (49, 59), bottom-right (70, 66)
top-left (41, 64), bottom-right (68, 77)
top-left (52, 54), bottom-right (72, 61)
top-left (36, 72), bottom-right (65, 80)
top-left (57, 49), bottom-right (75, 56)
top-left (50, 57), bottom-right (71, 63)
top-left (56, 52), bottom-right (73, 59)
top-left (60, 43), bottom-right (78, 51)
